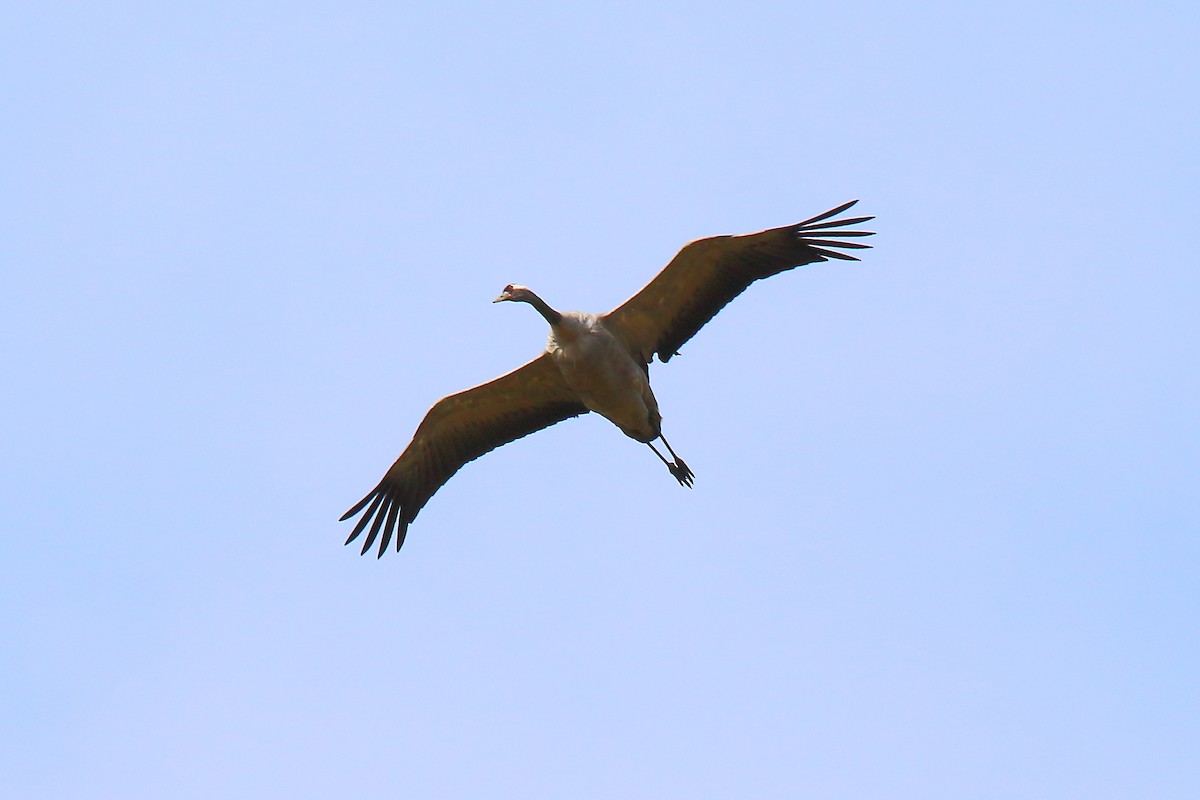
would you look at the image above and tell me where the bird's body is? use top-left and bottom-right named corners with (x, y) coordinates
top-left (548, 312), bottom-right (661, 442)
top-left (341, 200), bottom-right (875, 556)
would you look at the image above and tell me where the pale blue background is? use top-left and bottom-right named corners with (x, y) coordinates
top-left (3, 2), bottom-right (1197, 797)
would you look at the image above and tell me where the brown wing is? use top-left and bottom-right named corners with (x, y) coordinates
top-left (603, 200), bottom-right (875, 364)
top-left (340, 353), bottom-right (588, 557)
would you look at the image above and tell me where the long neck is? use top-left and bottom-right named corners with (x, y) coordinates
top-left (521, 291), bottom-right (562, 326)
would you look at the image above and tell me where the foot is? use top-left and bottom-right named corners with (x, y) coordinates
top-left (668, 457), bottom-right (694, 488)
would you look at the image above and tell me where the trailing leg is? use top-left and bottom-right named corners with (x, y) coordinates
top-left (647, 437), bottom-right (694, 488)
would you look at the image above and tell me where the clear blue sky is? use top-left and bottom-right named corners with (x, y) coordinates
top-left (3, 2), bottom-right (1197, 797)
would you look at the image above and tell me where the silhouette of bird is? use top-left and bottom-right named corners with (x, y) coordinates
top-left (341, 200), bottom-right (874, 556)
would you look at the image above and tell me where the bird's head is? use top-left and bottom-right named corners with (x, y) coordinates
top-left (493, 284), bottom-right (534, 304)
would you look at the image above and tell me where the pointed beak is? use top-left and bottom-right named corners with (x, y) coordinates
top-left (492, 292), bottom-right (510, 303)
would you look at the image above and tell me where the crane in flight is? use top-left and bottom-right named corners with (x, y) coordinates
top-left (341, 200), bottom-right (874, 556)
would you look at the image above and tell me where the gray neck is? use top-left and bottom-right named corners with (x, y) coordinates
top-left (521, 291), bottom-right (562, 326)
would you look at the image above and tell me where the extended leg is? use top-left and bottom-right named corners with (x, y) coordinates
top-left (647, 436), bottom-right (694, 488)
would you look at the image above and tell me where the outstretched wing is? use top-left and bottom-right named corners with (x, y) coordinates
top-left (341, 353), bottom-right (588, 557)
top-left (603, 200), bottom-right (875, 364)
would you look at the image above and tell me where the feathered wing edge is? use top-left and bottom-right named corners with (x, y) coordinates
top-left (603, 200), bottom-right (875, 364)
top-left (792, 199), bottom-right (878, 257)
top-left (340, 353), bottom-right (589, 558)
top-left (790, 198), bottom-right (875, 261)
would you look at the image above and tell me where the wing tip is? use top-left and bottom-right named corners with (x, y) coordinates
top-left (375, 521), bottom-right (409, 558)
top-left (339, 488), bottom-right (377, 522)
top-left (796, 199), bottom-right (859, 227)
top-left (796, 200), bottom-right (875, 261)
top-left (341, 483), bottom-right (412, 558)
top-left (796, 200), bottom-right (876, 232)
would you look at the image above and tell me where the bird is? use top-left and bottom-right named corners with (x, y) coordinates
top-left (341, 200), bottom-right (875, 556)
